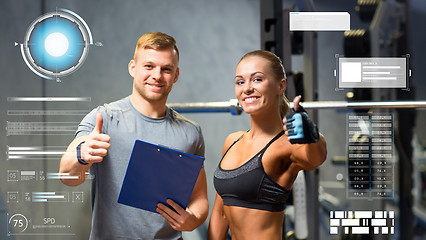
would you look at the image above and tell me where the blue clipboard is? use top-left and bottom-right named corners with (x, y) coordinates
top-left (118, 140), bottom-right (205, 214)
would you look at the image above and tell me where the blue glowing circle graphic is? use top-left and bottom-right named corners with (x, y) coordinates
top-left (45, 32), bottom-right (69, 57)
top-left (21, 9), bottom-right (93, 80)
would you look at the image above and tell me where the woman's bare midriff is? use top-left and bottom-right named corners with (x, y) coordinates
top-left (224, 205), bottom-right (284, 240)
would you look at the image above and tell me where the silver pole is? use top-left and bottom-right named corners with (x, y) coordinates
top-left (299, 101), bottom-right (426, 109)
top-left (168, 99), bottom-right (426, 114)
top-left (168, 99), bottom-right (242, 115)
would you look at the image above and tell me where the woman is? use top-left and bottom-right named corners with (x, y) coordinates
top-left (208, 50), bottom-right (327, 240)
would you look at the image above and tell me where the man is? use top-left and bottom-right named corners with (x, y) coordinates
top-left (60, 32), bottom-right (208, 239)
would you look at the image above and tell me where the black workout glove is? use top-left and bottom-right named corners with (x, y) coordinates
top-left (285, 105), bottom-right (319, 144)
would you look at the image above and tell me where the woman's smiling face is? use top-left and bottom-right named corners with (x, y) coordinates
top-left (235, 56), bottom-right (283, 116)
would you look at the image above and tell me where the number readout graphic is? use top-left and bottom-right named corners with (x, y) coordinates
top-left (347, 113), bottom-right (394, 199)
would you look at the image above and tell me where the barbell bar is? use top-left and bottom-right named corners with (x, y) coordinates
top-left (168, 99), bottom-right (426, 115)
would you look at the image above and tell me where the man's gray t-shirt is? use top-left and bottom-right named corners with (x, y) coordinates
top-left (76, 96), bottom-right (205, 240)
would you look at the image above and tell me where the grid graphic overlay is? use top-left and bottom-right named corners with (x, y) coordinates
top-left (347, 113), bottom-right (394, 199)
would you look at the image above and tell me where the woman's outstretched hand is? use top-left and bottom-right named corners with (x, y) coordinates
top-left (283, 96), bottom-right (319, 144)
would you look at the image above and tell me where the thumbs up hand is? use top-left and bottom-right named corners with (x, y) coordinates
top-left (283, 96), bottom-right (319, 144)
top-left (79, 113), bottom-right (111, 164)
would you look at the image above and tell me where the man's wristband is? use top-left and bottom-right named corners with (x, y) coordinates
top-left (76, 141), bottom-right (88, 165)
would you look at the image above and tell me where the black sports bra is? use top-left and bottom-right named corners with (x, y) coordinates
top-left (213, 131), bottom-right (290, 212)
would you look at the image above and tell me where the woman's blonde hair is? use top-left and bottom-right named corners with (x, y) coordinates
top-left (239, 50), bottom-right (290, 118)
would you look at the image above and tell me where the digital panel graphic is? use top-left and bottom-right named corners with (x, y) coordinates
top-left (289, 12), bottom-right (350, 31)
top-left (5, 96), bottom-right (93, 237)
top-left (347, 113), bottom-right (394, 199)
top-left (7, 212), bottom-right (73, 236)
top-left (329, 211), bottom-right (395, 235)
top-left (335, 55), bottom-right (410, 90)
top-left (19, 8), bottom-right (99, 81)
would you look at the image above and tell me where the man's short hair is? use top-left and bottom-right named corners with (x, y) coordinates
top-left (133, 32), bottom-right (179, 61)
